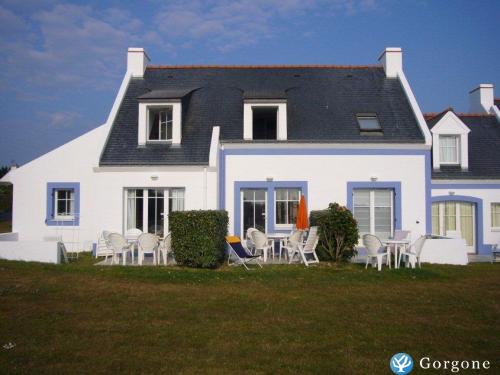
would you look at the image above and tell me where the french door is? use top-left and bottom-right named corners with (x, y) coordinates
top-left (432, 201), bottom-right (475, 253)
top-left (241, 189), bottom-right (266, 237)
top-left (125, 188), bottom-right (185, 237)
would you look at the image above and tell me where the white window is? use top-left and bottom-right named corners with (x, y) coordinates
top-left (353, 189), bottom-right (393, 239)
top-left (148, 107), bottom-right (173, 141)
top-left (439, 135), bottom-right (460, 164)
top-left (54, 189), bottom-right (74, 219)
top-left (492, 203), bottom-right (500, 229)
top-left (275, 188), bottom-right (301, 226)
top-left (243, 101), bottom-right (287, 140)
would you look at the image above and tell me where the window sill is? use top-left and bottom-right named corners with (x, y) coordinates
top-left (46, 217), bottom-right (79, 226)
top-left (146, 140), bottom-right (173, 144)
top-left (491, 228), bottom-right (500, 232)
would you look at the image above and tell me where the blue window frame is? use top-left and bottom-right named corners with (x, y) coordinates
top-left (46, 182), bottom-right (80, 226)
top-left (234, 181), bottom-right (308, 237)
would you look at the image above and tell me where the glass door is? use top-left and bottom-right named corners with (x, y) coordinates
top-left (241, 189), bottom-right (266, 237)
top-left (148, 189), bottom-right (165, 237)
top-left (431, 201), bottom-right (475, 253)
top-left (125, 188), bottom-right (185, 237)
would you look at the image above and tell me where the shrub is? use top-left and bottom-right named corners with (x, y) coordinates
top-left (310, 203), bottom-right (359, 262)
top-left (169, 210), bottom-right (228, 268)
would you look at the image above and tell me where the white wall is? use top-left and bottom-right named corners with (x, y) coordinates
top-left (431, 187), bottom-right (500, 248)
top-left (4, 123), bottom-right (217, 246)
top-left (224, 152), bottom-right (428, 238)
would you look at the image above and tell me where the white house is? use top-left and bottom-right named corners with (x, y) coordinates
top-left (1, 47), bottom-right (499, 261)
top-left (427, 83), bottom-right (500, 256)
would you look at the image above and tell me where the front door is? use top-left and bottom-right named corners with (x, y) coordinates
top-left (432, 201), bottom-right (476, 253)
top-left (241, 189), bottom-right (266, 237)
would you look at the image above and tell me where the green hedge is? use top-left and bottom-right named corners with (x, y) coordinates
top-left (310, 204), bottom-right (359, 262)
top-left (169, 210), bottom-right (228, 268)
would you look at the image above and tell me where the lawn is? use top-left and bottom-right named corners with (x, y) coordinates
top-left (0, 256), bottom-right (498, 374)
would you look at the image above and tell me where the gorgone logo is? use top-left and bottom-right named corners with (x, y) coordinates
top-left (390, 354), bottom-right (492, 373)
top-left (390, 353), bottom-right (414, 374)
top-left (420, 357), bottom-right (491, 372)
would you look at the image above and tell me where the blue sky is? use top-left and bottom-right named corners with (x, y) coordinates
top-left (0, 0), bottom-right (498, 166)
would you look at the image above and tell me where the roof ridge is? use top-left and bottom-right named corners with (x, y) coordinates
top-left (423, 108), bottom-right (495, 121)
top-left (147, 64), bottom-right (382, 70)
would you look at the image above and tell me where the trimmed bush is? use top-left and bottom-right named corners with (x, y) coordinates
top-left (170, 210), bottom-right (228, 269)
top-left (310, 203), bottom-right (359, 262)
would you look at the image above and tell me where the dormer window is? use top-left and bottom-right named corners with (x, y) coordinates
top-left (429, 111), bottom-right (470, 170)
top-left (439, 135), bottom-right (460, 164)
top-left (357, 114), bottom-right (382, 135)
top-left (148, 107), bottom-right (173, 141)
top-left (138, 101), bottom-right (182, 146)
top-left (243, 100), bottom-right (287, 141)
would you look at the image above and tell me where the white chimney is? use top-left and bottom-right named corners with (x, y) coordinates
top-left (378, 47), bottom-right (402, 78)
top-left (469, 84), bottom-right (494, 114)
top-left (127, 47), bottom-right (150, 78)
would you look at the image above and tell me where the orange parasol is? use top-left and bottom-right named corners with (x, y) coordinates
top-left (296, 195), bottom-right (309, 230)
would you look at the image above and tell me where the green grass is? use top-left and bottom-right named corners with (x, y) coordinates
top-left (0, 220), bottom-right (11, 233)
top-left (0, 255), bottom-right (499, 374)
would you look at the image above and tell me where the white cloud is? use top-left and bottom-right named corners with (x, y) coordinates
top-left (40, 110), bottom-right (82, 127)
top-left (154, 0), bottom-right (377, 52)
top-left (0, 0), bottom-right (380, 96)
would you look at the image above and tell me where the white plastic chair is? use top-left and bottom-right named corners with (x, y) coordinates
top-left (363, 234), bottom-right (390, 271)
top-left (108, 232), bottom-right (133, 265)
top-left (294, 226), bottom-right (320, 266)
top-left (245, 227), bottom-right (258, 255)
top-left (281, 230), bottom-right (303, 262)
top-left (251, 230), bottom-right (274, 262)
top-left (125, 228), bottom-right (143, 241)
top-left (95, 230), bottom-right (113, 261)
top-left (137, 233), bottom-right (159, 266)
top-left (158, 233), bottom-right (172, 266)
top-left (398, 235), bottom-right (426, 268)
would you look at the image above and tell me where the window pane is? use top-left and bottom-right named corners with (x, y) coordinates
top-left (444, 202), bottom-right (456, 231)
top-left (243, 190), bottom-right (253, 201)
top-left (459, 203), bottom-right (473, 246)
top-left (374, 190), bottom-right (391, 206)
top-left (289, 189), bottom-right (300, 201)
top-left (149, 112), bottom-right (160, 139)
top-left (254, 190), bottom-right (266, 201)
top-left (275, 201), bottom-right (287, 224)
top-left (492, 203), bottom-right (500, 227)
top-left (440, 136), bottom-right (458, 163)
top-left (57, 199), bottom-right (66, 215)
top-left (374, 207), bottom-right (391, 239)
top-left (432, 203), bottom-right (440, 235)
top-left (127, 189), bottom-right (143, 231)
top-left (357, 116), bottom-right (381, 130)
top-left (353, 207), bottom-right (370, 234)
top-left (288, 201), bottom-right (298, 224)
top-left (276, 188), bottom-right (287, 200)
top-left (353, 190), bottom-right (370, 206)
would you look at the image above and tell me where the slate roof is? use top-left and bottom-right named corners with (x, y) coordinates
top-left (426, 112), bottom-right (500, 179)
top-left (99, 66), bottom-right (425, 166)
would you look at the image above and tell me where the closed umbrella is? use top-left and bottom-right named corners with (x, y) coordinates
top-left (296, 195), bottom-right (309, 230)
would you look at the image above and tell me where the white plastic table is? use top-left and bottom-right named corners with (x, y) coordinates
top-left (266, 233), bottom-right (289, 261)
top-left (383, 239), bottom-right (410, 269)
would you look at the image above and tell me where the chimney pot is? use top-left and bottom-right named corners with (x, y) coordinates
top-left (127, 47), bottom-right (150, 78)
top-left (469, 84), bottom-right (494, 114)
top-left (378, 47), bottom-right (402, 78)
